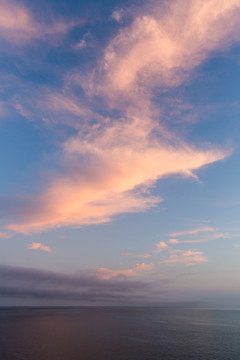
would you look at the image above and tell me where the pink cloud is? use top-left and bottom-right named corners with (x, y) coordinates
top-left (170, 227), bottom-right (217, 237)
top-left (126, 240), bottom-right (170, 259)
top-left (168, 238), bottom-right (179, 244)
top-left (180, 232), bottom-right (231, 244)
top-left (155, 241), bottom-right (168, 251)
top-left (1, 0), bottom-right (239, 236)
top-left (97, 263), bottom-right (153, 279)
top-left (27, 242), bottom-right (52, 252)
top-left (0, 1), bottom-right (76, 44)
top-left (169, 227), bottom-right (231, 244)
top-left (162, 250), bottom-right (207, 266)
top-left (135, 253), bottom-right (152, 259)
top-left (111, 9), bottom-right (125, 23)
top-left (0, 231), bottom-right (11, 239)
top-left (4, 139), bottom-right (227, 235)
top-left (101, 0), bottom-right (240, 95)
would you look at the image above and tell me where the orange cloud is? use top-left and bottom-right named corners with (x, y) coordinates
top-left (28, 242), bottom-right (52, 252)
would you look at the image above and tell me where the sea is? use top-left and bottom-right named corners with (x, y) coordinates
top-left (0, 307), bottom-right (240, 360)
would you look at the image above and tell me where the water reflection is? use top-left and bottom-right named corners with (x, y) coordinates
top-left (0, 307), bottom-right (240, 360)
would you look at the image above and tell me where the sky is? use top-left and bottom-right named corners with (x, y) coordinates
top-left (0, 0), bottom-right (240, 307)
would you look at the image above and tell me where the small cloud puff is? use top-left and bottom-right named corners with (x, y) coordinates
top-left (28, 242), bottom-right (52, 252)
top-left (155, 241), bottom-right (168, 251)
top-left (111, 9), bottom-right (124, 23)
top-left (168, 238), bottom-right (179, 244)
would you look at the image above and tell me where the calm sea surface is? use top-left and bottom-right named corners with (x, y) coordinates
top-left (0, 307), bottom-right (240, 360)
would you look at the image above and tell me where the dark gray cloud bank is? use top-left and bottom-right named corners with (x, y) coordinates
top-left (0, 264), bottom-right (170, 306)
top-left (1, 265), bottom-right (237, 308)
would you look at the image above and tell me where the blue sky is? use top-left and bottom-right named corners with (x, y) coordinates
top-left (0, 0), bottom-right (240, 307)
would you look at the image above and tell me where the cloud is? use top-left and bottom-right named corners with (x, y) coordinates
top-left (155, 241), bottom-right (168, 251)
top-left (111, 9), bottom-right (125, 23)
top-left (169, 227), bottom-right (231, 244)
top-left (126, 240), bottom-right (169, 259)
top-left (162, 250), bottom-right (207, 266)
top-left (2, 134), bottom-right (228, 235)
top-left (28, 242), bottom-right (52, 252)
top-left (38, 92), bottom-right (99, 128)
top-left (135, 253), bottom-right (152, 259)
top-left (0, 264), bottom-right (162, 305)
top-left (179, 232), bottom-right (231, 244)
top-left (0, 231), bottom-right (12, 238)
top-left (1, 0), bottom-right (240, 236)
top-left (97, 263), bottom-right (153, 279)
top-left (120, 253), bottom-right (132, 257)
top-left (168, 238), bottom-right (179, 244)
top-left (102, 0), bottom-right (240, 95)
top-left (0, 0), bottom-right (76, 45)
top-left (73, 32), bottom-right (93, 50)
top-left (170, 227), bottom-right (217, 237)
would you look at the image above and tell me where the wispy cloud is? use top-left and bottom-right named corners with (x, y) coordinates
top-left (168, 239), bottom-right (180, 244)
top-left (179, 233), bottom-right (231, 244)
top-left (123, 238), bottom-right (208, 267)
top-left (170, 227), bottom-right (217, 237)
top-left (0, 231), bottom-right (12, 238)
top-left (97, 263), bottom-right (153, 279)
top-left (1, 0), bottom-right (240, 236)
top-left (169, 227), bottom-right (231, 244)
top-left (0, 0), bottom-right (77, 45)
top-left (161, 250), bottom-right (207, 266)
top-left (28, 242), bottom-right (52, 252)
top-left (101, 0), bottom-right (240, 95)
top-left (135, 253), bottom-right (152, 259)
top-left (2, 136), bottom-right (228, 236)
top-left (73, 31), bottom-right (93, 51)
top-left (111, 9), bottom-right (125, 23)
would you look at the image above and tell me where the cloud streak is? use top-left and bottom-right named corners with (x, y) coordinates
top-left (169, 227), bottom-right (231, 244)
top-left (170, 227), bottom-right (217, 237)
